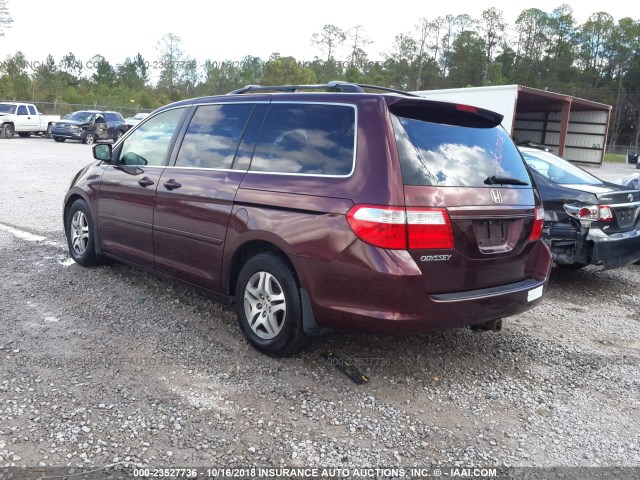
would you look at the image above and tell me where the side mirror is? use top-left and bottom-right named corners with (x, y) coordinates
top-left (93, 143), bottom-right (113, 163)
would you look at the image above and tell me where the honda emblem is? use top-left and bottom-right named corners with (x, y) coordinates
top-left (490, 189), bottom-right (503, 203)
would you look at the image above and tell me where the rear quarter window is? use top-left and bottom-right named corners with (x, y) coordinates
top-left (106, 113), bottom-right (124, 122)
top-left (250, 103), bottom-right (355, 176)
top-left (392, 114), bottom-right (530, 187)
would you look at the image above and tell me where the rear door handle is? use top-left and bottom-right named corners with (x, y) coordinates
top-left (138, 177), bottom-right (154, 188)
top-left (163, 179), bottom-right (182, 191)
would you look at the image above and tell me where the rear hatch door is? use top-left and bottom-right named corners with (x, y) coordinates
top-left (388, 99), bottom-right (540, 293)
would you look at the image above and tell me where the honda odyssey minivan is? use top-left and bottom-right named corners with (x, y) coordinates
top-left (64, 81), bottom-right (552, 356)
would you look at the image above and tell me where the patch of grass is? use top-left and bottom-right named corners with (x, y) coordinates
top-left (604, 153), bottom-right (627, 163)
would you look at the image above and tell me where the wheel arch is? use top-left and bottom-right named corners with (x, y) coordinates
top-left (226, 240), bottom-right (300, 298)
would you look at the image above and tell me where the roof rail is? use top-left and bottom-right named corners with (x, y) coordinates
top-left (227, 81), bottom-right (419, 97)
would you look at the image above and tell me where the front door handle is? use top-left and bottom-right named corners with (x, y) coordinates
top-left (138, 177), bottom-right (154, 188)
top-left (163, 179), bottom-right (182, 191)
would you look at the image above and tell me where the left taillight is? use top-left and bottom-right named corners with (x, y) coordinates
top-left (529, 206), bottom-right (544, 242)
top-left (346, 205), bottom-right (454, 250)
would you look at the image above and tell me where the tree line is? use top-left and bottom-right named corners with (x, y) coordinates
top-left (1, 4), bottom-right (639, 147)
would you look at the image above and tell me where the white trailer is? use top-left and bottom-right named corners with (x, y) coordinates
top-left (413, 85), bottom-right (612, 166)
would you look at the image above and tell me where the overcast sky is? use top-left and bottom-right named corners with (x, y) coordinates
top-left (1, 0), bottom-right (633, 79)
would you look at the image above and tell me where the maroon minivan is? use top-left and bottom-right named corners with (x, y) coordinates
top-left (63, 82), bottom-right (552, 356)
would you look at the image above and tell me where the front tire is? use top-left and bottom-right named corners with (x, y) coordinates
top-left (83, 132), bottom-right (95, 145)
top-left (18, 132), bottom-right (31, 138)
top-left (65, 199), bottom-right (101, 267)
top-left (235, 253), bottom-right (308, 356)
top-left (45, 124), bottom-right (53, 138)
top-left (53, 136), bottom-right (65, 142)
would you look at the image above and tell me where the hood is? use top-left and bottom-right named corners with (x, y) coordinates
top-left (55, 120), bottom-right (90, 127)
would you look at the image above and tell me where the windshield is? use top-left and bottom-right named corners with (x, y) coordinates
top-left (392, 114), bottom-right (531, 187)
top-left (521, 150), bottom-right (603, 186)
top-left (65, 111), bottom-right (96, 123)
top-left (0, 104), bottom-right (16, 114)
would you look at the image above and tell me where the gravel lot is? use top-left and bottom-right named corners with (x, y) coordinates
top-left (0, 138), bottom-right (639, 474)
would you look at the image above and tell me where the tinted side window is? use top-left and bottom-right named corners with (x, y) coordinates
top-left (392, 114), bottom-right (530, 188)
top-left (175, 104), bottom-right (253, 169)
top-left (28, 105), bottom-right (37, 115)
top-left (250, 103), bottom-right (355, 175)
top-left (105, 113), bottom-right (122, 122)
top-left (119, 108), bottom-right (185, 167)
top-left (17, 105), bottom-right (28, 115)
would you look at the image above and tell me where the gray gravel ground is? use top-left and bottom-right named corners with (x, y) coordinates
top-left (0, 138), bottom-right (639, 472)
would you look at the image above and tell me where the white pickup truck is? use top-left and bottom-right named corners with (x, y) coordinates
top-left (0, 102), bottom-right (61, 139)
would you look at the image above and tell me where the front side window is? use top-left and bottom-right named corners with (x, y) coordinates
top-left (119, 108), bottom-right (185, 167)
top-left (393, 114), bottom-right (531, 187)
top-left (175, 104), bottom-right (253, 169)
top-left (17, 105), bottom-right (28, 115)
top-left (250, 103), bottom-right (355, 175)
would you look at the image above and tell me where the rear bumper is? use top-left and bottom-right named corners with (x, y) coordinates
top-left (588, 227), bottom-right (640, 270)
top-left (295, 240), bottom-right (552, 335)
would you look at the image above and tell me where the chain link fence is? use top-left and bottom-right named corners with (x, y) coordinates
top-left (1, 100), bottom-right (154, 118)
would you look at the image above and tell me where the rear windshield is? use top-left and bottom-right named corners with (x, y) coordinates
top-left (392, 114), bottom-right (531, 187)
top-left (521, 150), bottom-right (603, 186)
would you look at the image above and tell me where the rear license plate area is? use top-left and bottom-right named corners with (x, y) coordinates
top-left (473, 220), bottom-right (507, 247)
top-left (615, 208), bottom-right (635, 228)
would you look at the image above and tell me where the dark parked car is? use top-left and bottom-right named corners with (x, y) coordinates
top-left (520, 146), bottom-right (640, 269)
top-left (52, 110), bottom-right (127, 144)
top-left (63, 82), bottom-right (552, 356)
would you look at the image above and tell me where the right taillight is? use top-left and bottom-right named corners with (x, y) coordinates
top-left (529, 206), bottom-right (545, 242)
top-left (346, 205), bottom-right (454, 250)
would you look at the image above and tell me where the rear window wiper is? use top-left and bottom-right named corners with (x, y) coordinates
top-left (484, 175), bottom-right (529, 186)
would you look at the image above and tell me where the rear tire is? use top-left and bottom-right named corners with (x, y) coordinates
top-left (45, 124), bottom-right (53, 138)
top-left (235, 253), bottom-right (308, 356)
top-left (65, 199), bottom-right (101, 267)
top-left (2, 124), bottom-right (14, 138)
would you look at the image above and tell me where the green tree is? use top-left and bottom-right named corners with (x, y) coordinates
top-left (0, 51), bottom-right (30, 99)
top-left (311, 24), bottom-right (347, 63)
top-left (91, 55), bottom-right (117, 87)
top-left (261, 54), bottom-right (315, 85)
top-left (58, 52), bottom-right (84, 85)
top-left (32, 55), bottom-right (58, 101)
top-left (578, 12), bottom-right (615, 87)
top-left (447, 31), bottom-right (486, 87)
top-left (156, 33), bottom-right (186, 96)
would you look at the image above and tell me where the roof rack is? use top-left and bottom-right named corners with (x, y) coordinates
top-left (227, 81), bottom-right (419, 97)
